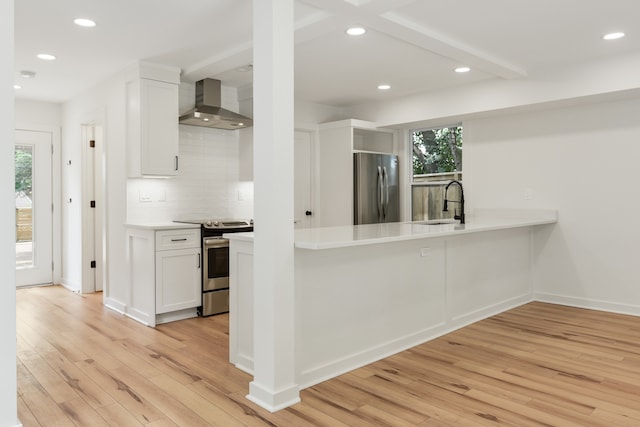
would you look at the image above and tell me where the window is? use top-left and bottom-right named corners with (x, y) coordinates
top-left (412, 125), bottom-right (462, 178)
top-left (15, 145), bottom-right (33, 267)
top-left (411, 125), bottom-right (463, 221)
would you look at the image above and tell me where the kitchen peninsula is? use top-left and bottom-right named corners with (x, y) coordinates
top-left (227, 209), bottom-right (557, 392)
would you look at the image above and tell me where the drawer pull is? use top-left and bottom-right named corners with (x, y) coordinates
top-left (171, 238), bottom-right (188, 242)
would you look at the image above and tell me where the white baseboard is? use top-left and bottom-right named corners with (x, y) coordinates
top-left (534, 292), bottom-right (640, 317)
top-left (104, 297), bottom-right (126, 315)
top-left (247, 381), bottom-right (301, 413)
top-left (156, 308), bottom-right (197, 324)
top-left (233, 354), bottom-right (254, 375)
top-left (450, 294), bottom-right (533, 327)
top-left (59, 277), bottom-right (81, 293)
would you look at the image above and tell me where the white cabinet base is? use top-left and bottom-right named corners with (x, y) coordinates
top-left (156, 308), bottom-right (198, 325)
top-left (124, 226), bottom-right (201, 327)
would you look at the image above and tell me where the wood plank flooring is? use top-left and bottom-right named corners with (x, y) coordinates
top-left (17, 285), bottom-right (640, 426)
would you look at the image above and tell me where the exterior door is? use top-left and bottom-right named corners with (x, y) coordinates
top-left (294, 131), bottom-right (314, 229)
top-left (15, 129), bottom-right (53, 286)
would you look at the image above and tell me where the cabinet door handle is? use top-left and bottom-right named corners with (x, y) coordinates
top-left (197, 253), bottom-right (201, 269)
top-left (171, 238), bottom-right (188, 242)
top-left (175, 155), bottom-right (179, 171)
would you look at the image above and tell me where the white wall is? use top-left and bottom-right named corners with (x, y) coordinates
top-left (294, 99), bottom-right (347, 126)
top-left (346, 52), bottom-right (640, 130)
top-left (463, 96), bottom-right (640, 314)
top-left (15, 99), bottom-right (62, 126)
top-left (1, 1), bottom-right (19, 424)
top-left (62, 70), bottom-right (128, 299)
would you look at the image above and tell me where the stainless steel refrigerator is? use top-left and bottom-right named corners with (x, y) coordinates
top-left (353, 152), bottom-right (400, 224)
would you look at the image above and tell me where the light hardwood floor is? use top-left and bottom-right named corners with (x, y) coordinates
top-left (17, 285), bottom-right (640, 426)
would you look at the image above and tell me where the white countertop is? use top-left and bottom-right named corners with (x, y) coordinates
top-left (225, 209), bottom-right (557, 250)
top-left (125, 222), bottom-right (201, 231)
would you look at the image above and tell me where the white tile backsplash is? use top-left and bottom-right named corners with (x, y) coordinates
top-left (127, 124), bottom-right (254, 223)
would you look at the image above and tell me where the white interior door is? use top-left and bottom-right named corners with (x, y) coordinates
top-left (15, 129), bottom-right (53, 286)
top-left (84, 125), bottom-right (97, 292)
top-left (93, 125), bottom-right (104, 292)
top-left (294, 131), bottom-right (314, 229)
top-left (82, 124), bottom-right (104, 293)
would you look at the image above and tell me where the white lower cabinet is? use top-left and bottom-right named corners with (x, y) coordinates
top-left (155, 247), bottom-right (201, 314)
top-left (126, 227), bottom-right (201, 326)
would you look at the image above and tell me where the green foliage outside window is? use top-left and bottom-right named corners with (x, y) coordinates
top-left (15, 146), bottom-right (33, 197)
top-left (412, 126), bottom-right (462, 175)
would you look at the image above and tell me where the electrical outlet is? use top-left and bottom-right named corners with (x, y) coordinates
top-left (139, 191), bottom-right (152, 202)
top-left (420, 247), bottom-right (431, 257)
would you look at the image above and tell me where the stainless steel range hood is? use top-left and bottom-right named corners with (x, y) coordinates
top-left (179, 78), bottom-right (253, 130)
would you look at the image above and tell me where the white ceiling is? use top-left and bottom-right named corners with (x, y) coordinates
top-left (14, 0), bottom-right (640, 106)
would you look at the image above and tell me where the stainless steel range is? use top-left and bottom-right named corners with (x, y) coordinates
top-left (174, 219), bottom-right (253, 316)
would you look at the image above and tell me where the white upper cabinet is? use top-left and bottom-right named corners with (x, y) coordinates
top-left (126, 63), bottom-right (180, 177)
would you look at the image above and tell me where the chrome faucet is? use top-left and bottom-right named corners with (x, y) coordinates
top-left (443, 180), bottom-right (465, 224)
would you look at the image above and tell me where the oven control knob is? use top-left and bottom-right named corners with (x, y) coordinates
top-left (213, 221), bottom-right (220, 227)
top-left (205, 220), bottom-right (212, 227)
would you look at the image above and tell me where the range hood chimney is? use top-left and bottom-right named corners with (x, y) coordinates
top-left (179, 78), bottom-right (253, 130)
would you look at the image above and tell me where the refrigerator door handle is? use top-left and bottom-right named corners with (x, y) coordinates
top-left (382, 166), bottom-right (389, 220)
top-left (377, 166), bottom-right (383, 221)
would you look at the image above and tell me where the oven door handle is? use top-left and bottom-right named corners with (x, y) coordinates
top-left (203, 237), bottom-right (229, 249)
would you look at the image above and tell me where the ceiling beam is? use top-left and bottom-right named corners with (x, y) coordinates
top-left (378, 11), bottom-right (526, 79)
top-left (181, 41), bottom-right (253, 82)
top-left (297, 0), bottom-right (527, 79)
top-left (182, 8), bottom-right (337, 81)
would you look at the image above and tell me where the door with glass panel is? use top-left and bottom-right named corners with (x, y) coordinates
top-left (15, 129), bottom-right (53, 286)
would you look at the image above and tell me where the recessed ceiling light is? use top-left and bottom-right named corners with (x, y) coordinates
top-left (346, 27), bottom-right (366, 36)
top-left (603, 32), bottom-right (625, 40)
top-left (14, 84), bottom-right (22, 90)
top-left (20, 70), bottom-right (36, 78)
top-left (74, 18), bottom-right (96, 27)
top-left (455, 67), bottom-right (471, 73)
top-left (37, 53), bottom-right (56, 61)
top-left (377, 84), bottom-right (391, 90)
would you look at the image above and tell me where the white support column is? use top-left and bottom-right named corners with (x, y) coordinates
top-left (1, 1), bottom-right (19, 426)
top-left (248, 0), bottom-right (299, 411)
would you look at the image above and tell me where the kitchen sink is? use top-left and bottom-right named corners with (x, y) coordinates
top-left (411, 219), bottom-right (458, 225)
